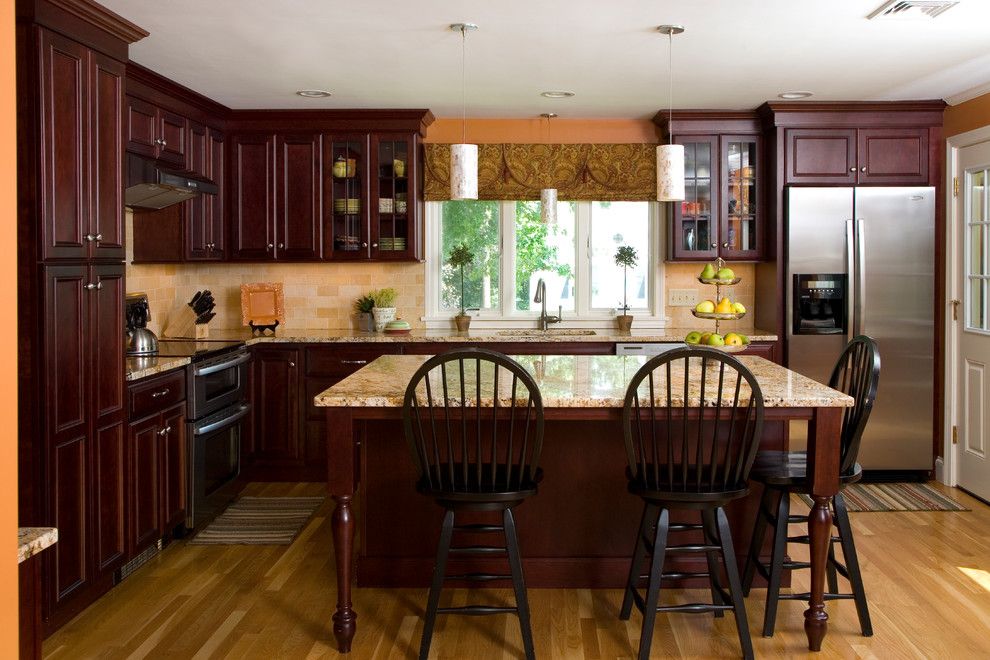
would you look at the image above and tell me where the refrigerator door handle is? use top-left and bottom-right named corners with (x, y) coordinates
top-left (856, 219), bottom-right (866, 337)
top-left (846, 219), bottom-right (855, 343)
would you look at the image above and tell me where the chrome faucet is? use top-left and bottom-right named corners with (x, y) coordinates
top-left (533, 278), bottom-right (562, 331)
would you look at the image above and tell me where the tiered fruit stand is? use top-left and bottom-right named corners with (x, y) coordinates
top-left (689, 257), bottom-right (748, 353)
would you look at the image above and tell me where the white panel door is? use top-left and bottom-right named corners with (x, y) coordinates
top-left (957, 141), bottom-right (990, 501)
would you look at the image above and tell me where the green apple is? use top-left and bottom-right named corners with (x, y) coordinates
top-left (732, 302), bottom-right (746, 314)
top-left (684, 331), bottom-right (702, 345)
top-left (700, 332), bottom-right (712, 345)
top-left (716, 267), bottom-right (735, 280)
top-left (741, 334), bottom-right (751, 345)
top-left (707, 333), bottom-right (725, 346)
top-left (695, 300), bottom-right (715, 314)
top-left (700, 263), bottom-right (716, 279)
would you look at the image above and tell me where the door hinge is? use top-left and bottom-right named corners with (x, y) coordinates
top-left (952, 425), bottom-right (958, 445)
top-left (953, 177), bottom-right (960, 197)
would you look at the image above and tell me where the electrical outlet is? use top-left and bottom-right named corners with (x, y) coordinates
top-left (668, 288), bottom-right (697, 307)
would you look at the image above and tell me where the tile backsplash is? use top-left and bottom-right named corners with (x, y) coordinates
top-left (125, 211), bottom-right (426, 335)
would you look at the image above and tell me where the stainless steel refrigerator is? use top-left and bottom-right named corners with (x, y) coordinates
top-left (786, 187), bottom-right (935, 471)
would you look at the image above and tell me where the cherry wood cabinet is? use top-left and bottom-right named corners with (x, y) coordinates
top-left (128, 414), bottom-right (161, 555)
top-left (125, 95), bottom-right (187, 167)
top-left (785, 126), bottom-right (929, 185)
top-left (230, 133), bottom-right (276, 260)
top-left (159, 404), bottom-right (187, 533)
top-left (277, 134), bottom-right (323, 260)
top-left (252, 346), bottom-right (301, 462)
top-left (658, 113), bottom-right (764, 262)
top-left (38, 28), bottom-right (125, 262)
top-left (184, 127), bottom-right (225, 260)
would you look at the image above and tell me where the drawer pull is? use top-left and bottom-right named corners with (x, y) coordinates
top-left (340, 360), bottom-right (368, 366)
top-left (151, 388), bottom-right (170, 398)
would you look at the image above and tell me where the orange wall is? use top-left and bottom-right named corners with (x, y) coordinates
top-left (2, 0), bottom-right (19, 653)
top-left (424, 118), bottom-right (659, 144)
top-left (945, 90), bottom-right (990, 137)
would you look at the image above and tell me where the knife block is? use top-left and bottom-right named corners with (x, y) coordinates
top-left (163, 305), bottom-right (210, 339)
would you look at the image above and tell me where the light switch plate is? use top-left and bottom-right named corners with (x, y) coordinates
top-left (668, 288), bottom-right (697, 307)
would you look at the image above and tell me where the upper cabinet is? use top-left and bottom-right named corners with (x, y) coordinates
top-left (785, 127), bottom-right (929, 185)
top-left (659, 113), bottom-right (764, 262)
top-left (324, 134), bottom-right (369, 260)
top-left (125, 96), bottom-right (187, 168)
top-left (371, 133), bottom-right (419, 260)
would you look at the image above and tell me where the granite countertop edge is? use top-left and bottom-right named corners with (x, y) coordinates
top-left (19, 527), bottom-right (58, 564)
top-left (125, 356), bottom-right (191, 382)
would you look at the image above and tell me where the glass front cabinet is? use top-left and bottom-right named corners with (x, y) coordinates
top-left (324, 132), bottom-right (421, 261)
top-left (668, 133), bottom-right (762, 261)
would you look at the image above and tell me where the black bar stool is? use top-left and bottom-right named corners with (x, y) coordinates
top-left (742, 335), bottom-right (880, 638)
top-left (619, 347), bottom-right (765, 660)
top-left (402, 348), bottom-right (544, 660)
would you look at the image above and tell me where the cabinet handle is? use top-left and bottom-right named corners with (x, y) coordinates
top-left (267, 243), bottom-right (274, 250)
top-left (710, 242), bottom-right (717, 248)
top-left (849, 166), bottom-right (856, 172)
top-left (151, 388), bottom-right (170, 398)
top-left (84, 233), bottom-right (102, 242)
top-left (340, 359), bottom-right (367, 366)
top-left (860, 166), bottom-right (867, 173)
top-left (84, 282), bottom-right (102, 290)
top-left (157, 427), bottom-right (167, 436)
top-left (288, 361), bottom-right (296, 368)
top-left (722, 242), bottom-right (729, 248)
top-left (278, 242), bottom-right (284, 249)
top-left (161, 139), bottom-right (168, 148)
top-left (361, 242), bottom-right (368, 248)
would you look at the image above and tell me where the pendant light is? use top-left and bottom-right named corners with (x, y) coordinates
top-left (656, 25), bottom-right (685, 202)
top-left (540, 112), bottom-right (558, 225)
top-left (450, 23), bottom-right (479, 200)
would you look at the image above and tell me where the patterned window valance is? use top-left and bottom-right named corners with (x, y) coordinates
top-left (423, 143), bottom-right (658, 201)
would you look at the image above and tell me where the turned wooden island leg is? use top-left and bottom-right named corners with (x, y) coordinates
top-left (332, 494), bottom-right (356, 651)
top-left (327, 408), bottom-right (358, 652)
top-left (804, 406), bottom-right (842, 651)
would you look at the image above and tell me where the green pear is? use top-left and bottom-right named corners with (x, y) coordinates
top-left (707, 333), bottom-right (725, 346)
top-left (684, 331), bottom-right (702, 344)
top-left (695, 300), bottom-right (715, 313)
top-left (700, 263), bottom-right (716, 279)
top-left (716, 266), bottom-right (735, 280)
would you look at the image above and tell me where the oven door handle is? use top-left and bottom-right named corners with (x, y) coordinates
top-left (193, 351), bottom-right (251, 377)
top-left (193, 402), bottom-right (251, 436)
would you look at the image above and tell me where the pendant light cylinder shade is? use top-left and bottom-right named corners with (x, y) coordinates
top-left (450, 143), bottom-right (479, 200)
top-left (656, 143), bottom-right (685, 202)
top-left (540, 188), bottom-right (558, 224)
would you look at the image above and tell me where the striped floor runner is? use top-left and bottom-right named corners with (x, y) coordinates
top-left (188, 496), bottom-right (325, 545)
top-left (799, 482), bottom-right (968, 512)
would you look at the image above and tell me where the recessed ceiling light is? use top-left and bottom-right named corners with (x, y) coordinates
top-left (296, 89), bottom-right (332, 98)
top-left (541, 91), bottom-right (575, 99)
top-left (778, 91), bottom-right (814, 100)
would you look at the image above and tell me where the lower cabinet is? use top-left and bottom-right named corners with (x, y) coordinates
top-left (250, 346), bottom-right (301, 475)
top-left (126, 371), bottom-right (187, 557)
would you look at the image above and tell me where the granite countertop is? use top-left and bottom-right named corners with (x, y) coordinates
top-left (314, 354), bottom-right (852, 409)
top-left (125, 356), bottom-right (191, 381)
top-left (205, 326), bottom-right (779, 345)
top-left (19, 527), bottom-right (57, 564)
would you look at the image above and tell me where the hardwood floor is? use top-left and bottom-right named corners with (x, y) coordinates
top-left (43, 482), bottom-right (990, 659)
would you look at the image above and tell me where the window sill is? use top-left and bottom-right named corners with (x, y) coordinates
top-left (422, 314), bottom-right (671, 331)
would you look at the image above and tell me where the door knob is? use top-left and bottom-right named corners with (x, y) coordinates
top-left (277, 242), bottom-right (284, 249)
top-left (371, 243), bottom-right (378, 248)
top-left (849, 166), bottom-right (856, 172)
top-left (710, 242), bottom-right (717, 248)
top-left (267, 243), bottom-right (274, 250)
top-left (361, 242), bottom-right (368, 248)
top-left (722, 242), bottom-right (729, 248)
top-left (860, 166), bottom-right (867, 173)
top-left (288, 361), bottom-right (296, 368)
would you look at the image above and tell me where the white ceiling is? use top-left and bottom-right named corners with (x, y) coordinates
top-left (102, 0), bottom-right (990, 118)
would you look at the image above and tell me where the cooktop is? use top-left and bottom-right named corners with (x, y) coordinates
top-left (155, 339), bottom-right (245, 360)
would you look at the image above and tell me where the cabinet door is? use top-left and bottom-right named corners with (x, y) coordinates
top-left (207, 129), bottom-right (225, 258)
top-left (253, 347), bottom-right (300, 461)
top-left (51, 431), bottom-right (88, 605)
top-left (89, 264), bottom-right (125, 424)
top-left (276, 134), bottom-right (322, 260)
top-left (231, 134), bottom-right (276, 260)
top-left (87, 52), bottom-right (125, 261)
top-left (157, 109), bottom-right (187, 168)
top-left (785, 128), bottom-right (857, 185)
top-left (159, 404), bottom-right (187, 533)
top-left (125, 96), bottom-right (158, 158)
top-left (719, 135), bottom-right (762, 260)
top-left (187, 121), bottom-right (209, 178)
top-left (323, 134), bottom-right (370, 260)
top-left (857, 127), bottom-right (929, 185)
top-left (669, 136), bottom-right (719, 261)
top-left (91, 420), bottom-right (126, 576)
top-left (129, 415), bottom-right (161, 555)
top-left (371, 133), bottom-right (418, 260)
top-left (39, 28), bottom-right (88, 261)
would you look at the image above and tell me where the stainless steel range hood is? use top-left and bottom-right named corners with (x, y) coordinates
top-left (125, 154), bottom-right (218, 210)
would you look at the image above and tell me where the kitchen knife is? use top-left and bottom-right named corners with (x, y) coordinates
top-left (196, 311), bottom-right (215, 325)
top-left (189, 291), bottom-right (202, 308)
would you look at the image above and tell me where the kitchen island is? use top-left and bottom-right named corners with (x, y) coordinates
top-left (316, 353), bottom-right (851, 653)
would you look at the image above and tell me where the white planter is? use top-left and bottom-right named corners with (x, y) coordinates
top-left (372, 307), bottom-right (396, 332)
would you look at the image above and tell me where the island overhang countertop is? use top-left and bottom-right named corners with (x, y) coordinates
top-left (313, 354), bottom-right (853, 409)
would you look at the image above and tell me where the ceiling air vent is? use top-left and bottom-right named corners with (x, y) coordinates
top-left (868, 0), bottom-right (960, 20)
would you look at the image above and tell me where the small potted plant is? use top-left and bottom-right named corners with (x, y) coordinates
top-left (371, 287), bottom-right (398, 332)
top-left (352, 293), bottom-right (375, 332)
top-left (448, 243), bottom-right (475, 332)
top-left (614, 245), bottom-right (638, 332)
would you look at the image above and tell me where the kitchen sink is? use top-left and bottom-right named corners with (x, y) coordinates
top-left (496, 329), bottom-right (598, 337)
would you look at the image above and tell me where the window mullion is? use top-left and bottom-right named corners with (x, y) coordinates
top-left (576, 202), bottom-right (591, 317)
top-left (501, 201), bottom-right (516, 318)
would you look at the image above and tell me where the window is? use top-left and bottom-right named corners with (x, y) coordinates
top-left (429, 200), bottom-right (659, 324)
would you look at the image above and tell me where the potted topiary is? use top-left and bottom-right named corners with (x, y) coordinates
top-left (352, 293), bottom-right (375, 332)
top-left (614, 245), bottom-right (638, 331)
top-left (371, 287), bottom-right (398, 332)
top-left (448, 243), bottom-right (475, 332)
